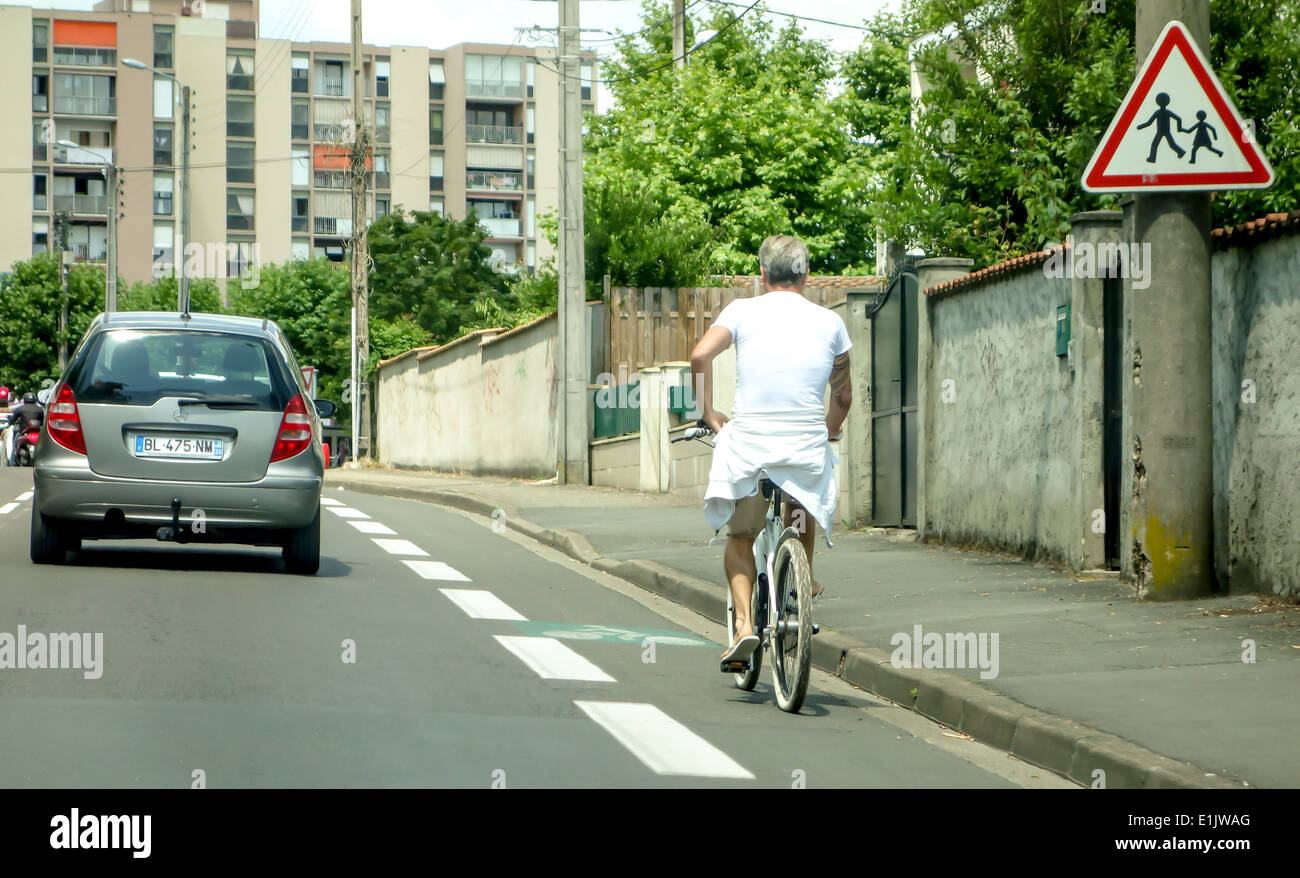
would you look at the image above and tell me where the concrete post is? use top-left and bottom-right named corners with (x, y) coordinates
top-left (1068, 211), bottom-right (1124, 571)
top-left (639, 367), bottom-right (668, 493)
top-left (914, 257), bottom-right (974, 539)
top-left (842, 290), bottom-right (878, 528)
top-left (1128, 2), bottom-right (1215, 599)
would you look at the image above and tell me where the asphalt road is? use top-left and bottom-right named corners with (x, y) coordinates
top-left (0, 466), bottom-right (1073, 788)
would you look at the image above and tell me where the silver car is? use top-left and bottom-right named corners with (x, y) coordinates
top-left (31, 312), bottom-right (335, 574)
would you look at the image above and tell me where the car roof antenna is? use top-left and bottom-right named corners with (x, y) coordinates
top-left (180, 286), bottom-right (191, 321)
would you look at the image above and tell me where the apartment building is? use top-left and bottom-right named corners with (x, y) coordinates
top-left (0, 0), bottom-right (595, 285)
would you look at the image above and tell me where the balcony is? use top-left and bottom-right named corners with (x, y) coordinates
top-left (72, 244), bottom-right (107, 263)
top-left (479, 217), bottom-right (522, 238)
top-left (466, 170), bottom-right (523, 192)
top-left (314, 170), bottom-right (350, 189)
top-left (54, 145), bottom-right (113, 166)
top-left (53, 194), bottom-right (107, 215)
top-left (466, 79), bottom-right (523, 100)
top-left (466, 124), bottom-right (524, 145)
top-left (317, 80), bottom-right (346, 98)
top-left (52, 46), bottom-right (116, 67)
top-left (314, 216), bottom-right (353, 236)
top-left (52, 96), bottom-right (116, 116)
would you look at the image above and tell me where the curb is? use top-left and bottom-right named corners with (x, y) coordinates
top-left (327, 471), bottom-right (1249, 789)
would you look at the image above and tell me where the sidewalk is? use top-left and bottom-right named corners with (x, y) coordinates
top-left (325, 465), bottom-right (1299, 788)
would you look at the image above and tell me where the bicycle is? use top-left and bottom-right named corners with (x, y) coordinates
top-left (672, 419), bottom-right (821, 713)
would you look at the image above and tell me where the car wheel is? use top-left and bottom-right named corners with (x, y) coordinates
top-left (283, 505), bottom-right (321, 575)
top-left (30, 505), bottom-right (67, 564)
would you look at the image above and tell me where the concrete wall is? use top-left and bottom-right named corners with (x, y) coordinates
top-left (1212, 231), bottom-right (1300, 597)
top-left (922, 267), bottom-right (1078, 562)
top-left (0, 5), bottom-right (33, 275)
top-left (376, 317), bottom-right (557, 477)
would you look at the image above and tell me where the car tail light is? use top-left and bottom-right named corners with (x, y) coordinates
top-left (47, 383), bottom-right (86, 455)
top-left (270, 393), bottom-right (313, 462)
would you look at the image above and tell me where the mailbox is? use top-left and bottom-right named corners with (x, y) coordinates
top-left (1056, 303), bottom-right (1070, 357)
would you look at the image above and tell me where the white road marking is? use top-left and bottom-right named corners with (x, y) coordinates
top-left (574, 701), bottom-right (755, 779)
top-left (16, 492), bottom-right (33, 501)
top-left (348, 520), bottom-right (397, 535)
top-left (401, 560), bottom-right (472, 582)
top-left (493, 636), bottom-right (615, 682)
top-left (371, 538), bottom-right (428, 556)
top-left (439, 589), bottom-right (527, 621)
top-left (327, 507), bottom-right (370, 519)
top-left (0, 503), bottom-right (17, 515)
top-left (320, 497), bottom-right (343, 506)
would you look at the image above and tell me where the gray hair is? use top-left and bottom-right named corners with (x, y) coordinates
top-left (759, 235), bottom-right (810, 287)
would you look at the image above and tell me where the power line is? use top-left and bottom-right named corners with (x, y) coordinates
top-left (700, 0), bottom-right (875, 33)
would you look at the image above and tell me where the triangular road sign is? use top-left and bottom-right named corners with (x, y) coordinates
top-left (1082, 20), bottom-right (1274, 192)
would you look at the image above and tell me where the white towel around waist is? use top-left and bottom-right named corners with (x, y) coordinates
top-left (703, 410), bottom-right (838, 545)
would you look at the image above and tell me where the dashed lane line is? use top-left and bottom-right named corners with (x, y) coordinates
top-left (574, 701), bottom-right (755, 780)
top-left (438, 589), bottom-right (528, 621)
top-left (493, 635), bottom-right (616, 683)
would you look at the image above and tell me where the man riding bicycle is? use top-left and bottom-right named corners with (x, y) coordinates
top-left (689, 235), bottom-right (853, 665)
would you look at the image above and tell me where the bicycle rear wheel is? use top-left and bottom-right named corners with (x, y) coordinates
top-left (727, 588), bottom-right (762, 690)
top-left (770, 531), bottom-right (812, 713)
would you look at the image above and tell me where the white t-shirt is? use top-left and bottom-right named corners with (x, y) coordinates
top-left (713, 291), bottom-right (851, 417)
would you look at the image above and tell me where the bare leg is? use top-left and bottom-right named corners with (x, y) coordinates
top-left (784, 501), bottom-right (822, 596)
top-left (724, 536), bottom-right (756, 652)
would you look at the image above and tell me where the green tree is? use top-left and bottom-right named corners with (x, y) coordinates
top-left (118, 275), bottom-right (224, 313)
top-left (872, 0), bottom-right (1300, 267)
top-left (587, 1), bottom-right (876, 277)
top-left (367, 208), bottom-right (509, 344)
top-left (0, 254), bottom-right (104, 392)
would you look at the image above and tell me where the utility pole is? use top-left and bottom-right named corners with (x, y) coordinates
top-left (673, 0), bottom-right (685, 68)
top-left (349, 0), bottom-right (371, 459)
top-left (556, 0), bottom-right (589, 484)
top-left (179, 84), bottom-right (191, 315)
top-left (1126, 0), bottom-right (1214, 598)
top-left (105, 163), bottom-right (118, 313)
top-left (54, 210), bottom-right (70, 371)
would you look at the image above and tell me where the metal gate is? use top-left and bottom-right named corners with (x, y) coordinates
top-left (871, 264), bottom-right (919, 527)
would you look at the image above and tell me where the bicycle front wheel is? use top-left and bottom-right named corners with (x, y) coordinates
top-left (770, 531), bottom-right (813, 713)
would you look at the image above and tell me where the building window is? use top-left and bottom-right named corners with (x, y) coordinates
top-left (429, 196), bottom-right (444, 216)
top-left (526, 60), bottom-right (534, 98)
top-left (291, 54), bottom-right (309, 93)
top-left (227, 240), bottom-right (255, 279)
top-left (526, 106), bottom-right (535, 144)
top-left (316, 59), bottom-right (346, 97)
top-left (154, 25), bottom-right (174, 69)
top-left (581, 62), bottom-right (593, 102)
top-left (154, 76), bottom-right (173, 119)
top-left (428, 61), bottom-right (444, 99)
top-left (429, 153), bottom-right (443, 191)
top-left (33, 72), bottom-right (49, 112)
top-left (376, 59), bottom-right (389, 97)
top-left (227, 51), bottom-right (254, 92)
top-left (291, 239), bottom-right (310, 261)
top-left (33, 219), bottom-right (50, 255)
top-left (466, 54), bottom-right (522, 99)
top-left (227, 96), bottom-right (254, 138)
top-left (292, 193), bottom-right (309, 232)
top-left (376, 197), bottom-right (390, 218)
top-left (291, 146), bottom-right (309, 187)
top-left (429, 108), bottom-right (443, 146)
top-left (52, 46), bottom-right (115, 67)
top-left (227, 190), bottom-right (255, 231)
top-left (33, 175), bottom-right (47, 211)
top-left (153, 221), bottom-right (174, 269)
top-left (375, 103), bottom-right (390, 143)
top-left (526, 197), bottom-right (535, 238)
top-left (227, 142), bottom-right (254, 184)
top-left (53, 73), bottom-right (115, 116)
top-left (33, 20), bottom-right (47, 63)
top-left (153, 173), bottom-right (173, 215)
top-left (526, 151), bottom-right (535, 190)
top-left (154, 124), bottom-right (173, 167)
top-left (292, 99), bottom-right (309, 140)
top-left (372, 152), bottom-right (390, 190)
top-left (33, 120), bottom-right (47, 162)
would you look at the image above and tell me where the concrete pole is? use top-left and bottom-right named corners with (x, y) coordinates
top-left (179, 84), bottom-right (191, 315)
top-left (349, 0), bottom-right (371, 458)
top-left (556, 0), bottom-right (589, 485)
top-left (1127, 0), bottom-right (1214, 598)
top-left (672, 0), bottom-right (685, 69)
top-left (105, 163), bottom-right (117, 313)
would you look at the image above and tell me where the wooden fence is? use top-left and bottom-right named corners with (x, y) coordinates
top-left (605, 282), bottom-right (858, 377)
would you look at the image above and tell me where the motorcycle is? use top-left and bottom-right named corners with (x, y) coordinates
top-left (14, 419), bottom-right (41, 466)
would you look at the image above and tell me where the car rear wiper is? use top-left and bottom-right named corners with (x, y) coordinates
top-left (176, 397), bottom-right (260, 408)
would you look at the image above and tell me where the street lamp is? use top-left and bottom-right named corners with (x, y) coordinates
top-left (57, 140), bottom-right (117, 313)
top-left (123, 57), bottom-right (191, 316)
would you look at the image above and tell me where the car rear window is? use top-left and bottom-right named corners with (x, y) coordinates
top-left (69, 329), bottom-right (294, 410)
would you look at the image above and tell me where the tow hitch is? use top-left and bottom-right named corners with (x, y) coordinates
top-left (156, 498), bottom-right (184, 542)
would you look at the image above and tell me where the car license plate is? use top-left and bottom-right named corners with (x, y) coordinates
top-left (134, 435), bottom-right (224, 460)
